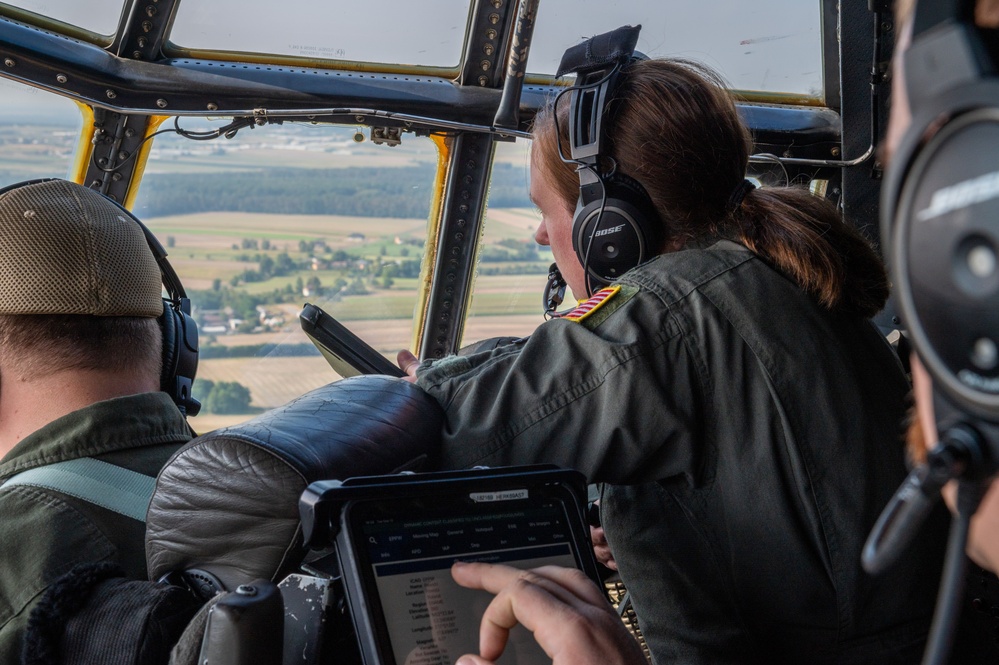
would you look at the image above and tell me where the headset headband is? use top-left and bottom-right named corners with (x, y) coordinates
top-left (553, 25), bottom-right (663, 296)
top-left (557, 25), bottom-right (641, 192)
top-left (911, 0), bottom-right (974, 38)
top-left (906, 0), bottom-right (993, 112)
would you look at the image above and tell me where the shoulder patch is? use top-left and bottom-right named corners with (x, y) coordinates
top-left (562, 284), bottom-right (637, 327)
top-left (564, 286), bottom-right (620, 322)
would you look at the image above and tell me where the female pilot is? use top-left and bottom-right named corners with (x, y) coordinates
top-left (402, 57), bottom-right (948, 663)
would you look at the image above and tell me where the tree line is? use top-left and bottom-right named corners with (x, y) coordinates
top-left (193, 379), bottom-right (253, 415)
top-left (135, 163), bottom-right (531, 219)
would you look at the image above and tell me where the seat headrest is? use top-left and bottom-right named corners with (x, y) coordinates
top-left (146, 375), bottom-right (442, 591)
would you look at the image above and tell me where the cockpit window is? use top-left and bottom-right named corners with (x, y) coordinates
top-left (0, 82), bottom-right (82, 189)
top-left (0, 0), bottom-right (120, 41)
top-left (461, 139), bottom-right (564, 347)
top-left (167, 0), bottom-right (471, 69)
top-left (131, 120), bottom-right (440, 432)
top-left (530, 0), bottom-right (824, 100)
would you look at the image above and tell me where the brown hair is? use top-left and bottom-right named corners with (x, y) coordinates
top-left (0, 314), bottom-right (162, 381)
top-left (533, 58), bottom-right (889, 318)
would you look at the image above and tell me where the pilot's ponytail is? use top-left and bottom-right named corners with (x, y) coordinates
top-left (732, 186), bottom-right (888, 318)
top-left (532, 58), bottom-right (889, 319)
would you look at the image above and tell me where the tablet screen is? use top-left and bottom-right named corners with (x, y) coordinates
top-left (344, 494), bottom-right (583, 665)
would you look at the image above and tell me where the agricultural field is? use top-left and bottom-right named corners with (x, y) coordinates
top-left (143, 197), bottom-right (550, 434)
top-left (189, 311), bottom-right (545, 433)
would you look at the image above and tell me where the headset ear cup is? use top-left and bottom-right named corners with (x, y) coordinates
top-left (609, 173), bottom-right (664, 251)
top-left (158, 300), bottom-right (201, 416)
top-left (893, 106), bottom-right (999, 420)
top-left (572, 173), bottom-right (662, 289)
top-left (158, 300), bottom-right (179, 397)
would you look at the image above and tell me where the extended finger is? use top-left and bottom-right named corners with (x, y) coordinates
top-left (454, 564), bottom-right (615, 660)
top-left (454, 655), bottom-right (497, 665)
top-left (593, 546), bottom-right (618, 571)
top-left (396, 350), bottom-right (421, 379)
top-left (453, 562), bottom-right (607, 609)
top-left (476, 570), bottom-right (570, 659)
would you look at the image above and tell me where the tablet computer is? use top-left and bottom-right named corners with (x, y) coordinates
top-left (329, 467), bottom-right (598, 665)
top-left (299, 302), bottom-right (405, 378)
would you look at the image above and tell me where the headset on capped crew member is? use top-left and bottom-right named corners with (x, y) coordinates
top-left (543, 25), bottom-right (665, 314)
top-left (864, 1), bottom-right (999, 661)
top-left (0, 178), bottom-right (201, 416)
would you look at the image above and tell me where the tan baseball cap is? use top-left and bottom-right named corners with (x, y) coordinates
top-left (0, 179), bottom-right (163, 317)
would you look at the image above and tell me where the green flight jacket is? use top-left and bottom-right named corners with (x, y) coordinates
top-left (417, 240), bottom-right (961, 664)
top-left (0, 392), bottom-right (192, 664)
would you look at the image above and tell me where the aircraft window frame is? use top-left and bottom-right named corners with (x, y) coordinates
top-left (159, 46), bottom-right (464, 79)
top-left (0, 0), bottom-right (863, 362)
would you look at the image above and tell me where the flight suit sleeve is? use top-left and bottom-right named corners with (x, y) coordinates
top-left (415, 285), bottom-right (704, 484)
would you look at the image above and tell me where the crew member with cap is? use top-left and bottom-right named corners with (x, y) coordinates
top-left (0, 179), bottom-right (194, 661)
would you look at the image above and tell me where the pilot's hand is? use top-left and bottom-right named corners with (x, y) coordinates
top-left (591, 525), bottom-right (617, 571)
top-left (451, 562), bottom-right (645, 665)
top-left (397, 350), bottom-right (420, 383)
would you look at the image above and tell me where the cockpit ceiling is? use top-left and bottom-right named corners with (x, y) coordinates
top-left (0, 0), bottom-right (824, 99)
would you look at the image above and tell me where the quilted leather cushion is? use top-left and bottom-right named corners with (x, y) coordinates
top-left (145, 375), bottom-right (442, 590)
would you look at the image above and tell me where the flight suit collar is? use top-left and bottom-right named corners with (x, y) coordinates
top-left (0, 392), bottom-right (192, 481)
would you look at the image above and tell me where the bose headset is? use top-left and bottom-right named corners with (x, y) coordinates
top-left (883, 0), bottom-right (999, 452)
top-left (0, 178), bottom-right (200, 416)
top-left (865, 3), bottom-right (999, 662)
top-left (553, 25), bottom-right (664, 299)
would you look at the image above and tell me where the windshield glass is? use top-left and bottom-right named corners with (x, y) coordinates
top-left (461, 139), bottom-right (573, 347)
top-left (0, 82), bottom-right (82, 189)
top-left (168, 0), bottom-right (471, 67)
top-left (532, 0), bottom-right (823, 98)
top-left (132, 121), bottom-right (439, 432)
top-left (0, 0), bottom-right (121, 38)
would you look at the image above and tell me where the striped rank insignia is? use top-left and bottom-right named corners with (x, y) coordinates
top-left (562, 285), bottom-right (621, 323)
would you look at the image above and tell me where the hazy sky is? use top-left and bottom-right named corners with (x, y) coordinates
top-left (1, 0), bottom-right (822, 120)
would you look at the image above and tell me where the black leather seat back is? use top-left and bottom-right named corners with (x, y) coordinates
top-left (145, 375), bottom-right (442, 590)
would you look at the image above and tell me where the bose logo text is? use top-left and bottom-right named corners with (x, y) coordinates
top-left (918, 170), bottom-right (999, 222)
top-left (592, 224), bottom-right (625, 238)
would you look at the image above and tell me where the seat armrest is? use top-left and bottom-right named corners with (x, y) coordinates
top-left (146, 375), bottom-right (442, 590)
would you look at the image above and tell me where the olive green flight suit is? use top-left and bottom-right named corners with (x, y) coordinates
top-left (417, 240), bottom-right (961, 664)
top-left (0, 392), bottom-right (192, 664)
